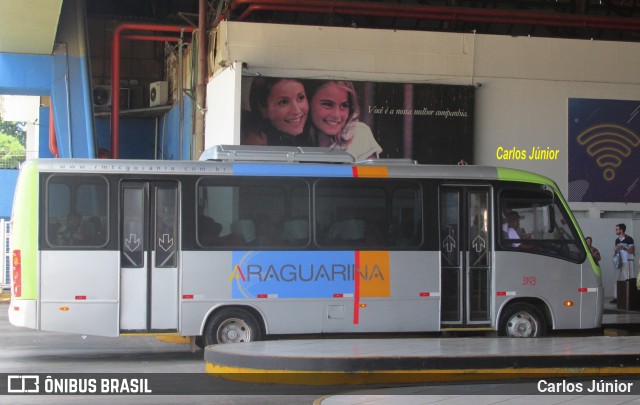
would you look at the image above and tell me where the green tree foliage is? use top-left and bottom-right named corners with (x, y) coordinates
top-left (0, 133), bottom-right (26, 168)
top-left (0, 117), bottom-right (26, 146)
top-left (0, 112), bottom-right (27, 168)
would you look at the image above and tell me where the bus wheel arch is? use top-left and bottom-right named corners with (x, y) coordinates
top-left (202, 306), bottom-right (264, 345)
top-left (498, 300), bottom-right (549, 338)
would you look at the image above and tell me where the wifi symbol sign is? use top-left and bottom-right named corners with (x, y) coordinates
top-left (577, 124), bottom-right (640, 181)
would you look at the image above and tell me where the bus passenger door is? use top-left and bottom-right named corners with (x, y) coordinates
top-left (119, 181), bottom-right (180, 333)
top-left (439, 186), bottom-right (491, 328)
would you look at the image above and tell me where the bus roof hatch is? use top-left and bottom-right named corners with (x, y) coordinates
top-left (200, 145), bottom-right (355, 164)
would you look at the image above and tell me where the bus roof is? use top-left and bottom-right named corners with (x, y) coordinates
top-left (29, 157), bottom-right (558, 188)
top-left (199, 144), bottom-right (355, 163)
top-left (19, 143), bottom-right (554, 187)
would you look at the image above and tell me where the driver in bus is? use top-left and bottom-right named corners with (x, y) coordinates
top-left (504, 211), bottom-right (527, 248)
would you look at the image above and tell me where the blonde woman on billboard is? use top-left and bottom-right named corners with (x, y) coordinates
top-left (307, 80), bottom-right (382, 161)
top-left (248, 77), bottom-right (312, 146)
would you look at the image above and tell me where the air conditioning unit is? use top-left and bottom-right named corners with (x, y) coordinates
top-left (150, 81), bottom-right (168, 107)
top-left (92, 85), bottom-right (112, 109)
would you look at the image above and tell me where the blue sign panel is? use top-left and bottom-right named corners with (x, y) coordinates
top-left (568, 98), bottom-right (640, 202)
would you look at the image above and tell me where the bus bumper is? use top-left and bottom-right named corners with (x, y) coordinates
top-left (8, 299), bottom-right (37, 329)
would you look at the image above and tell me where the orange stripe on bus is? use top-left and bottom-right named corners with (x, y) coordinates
top-left (353, 166), bottom-right (388, 178)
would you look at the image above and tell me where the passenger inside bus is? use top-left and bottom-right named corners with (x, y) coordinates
top-left (57, 212), bottom-right (83, 246)
top-left (282, 218), bottom-right (309, 246)
top-left (198, 214), bottom-right (222, 246)
top-left (48, 221), bottom-right (61, 244)
top-left (81, 216), bottom-right (103, 245)
top-left (217, 219), bottom-right (257, 246)
top-left (253, 213), bottom-right (286, 246)
top-left (327, 218), bottom-right (366, 245)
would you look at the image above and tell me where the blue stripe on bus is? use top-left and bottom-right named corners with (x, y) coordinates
top-left (230, 251), bottom-right (356, 299)
top-left (233, 164), bottom-right (353, 177)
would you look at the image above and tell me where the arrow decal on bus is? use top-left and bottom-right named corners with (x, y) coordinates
top-left (472, 235), bottom-right (486, 252)
top-left (158, 234), bottom-right (174, 251)
top-left (125, 234), bottom-right (140, 251)
top-left (443, 230), bottom-right (456, 253)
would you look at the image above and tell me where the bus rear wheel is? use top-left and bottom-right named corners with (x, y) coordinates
top-left (203, 308), bottom-right (261, 345)
top-left (499, 303), bottom-right (547, 338)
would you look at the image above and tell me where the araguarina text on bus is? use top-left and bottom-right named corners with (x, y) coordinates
top-left (230, 263), bottom-right (385, 282)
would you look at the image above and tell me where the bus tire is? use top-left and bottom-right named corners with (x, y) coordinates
top-left (498, 302), bottom-right (547, 338)
top-left (203, 308), bottom-right (262, 345)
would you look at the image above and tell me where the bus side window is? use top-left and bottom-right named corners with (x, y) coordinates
top-left (46, 175), bottom-right (109, 248)
top-left (328, 218), bottom-right (366, 245)
top-left (81, 216), bottom-right (103, 245)
top-left (315, 179), bottom-right (422, 249)
top-left (48, 221), bottom-right (61, 245)
top-left (231, 219), bottom-right (257, 245)
top-left (198, 178), bottom-right (310, 249)
top-left (281, 217), bottom-right (308, 246)
top-left (390, 187), bottom-right (422, 248)
top-left (390, 220), bottom-right (415, 247)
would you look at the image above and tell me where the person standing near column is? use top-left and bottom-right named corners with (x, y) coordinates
top-left (611, 223), bottom-right (635, 304)
top-left (585, 236), bottom-right (601, 263)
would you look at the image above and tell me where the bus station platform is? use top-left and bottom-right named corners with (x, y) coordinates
top-left (204, 308), bottom-right (640, 386)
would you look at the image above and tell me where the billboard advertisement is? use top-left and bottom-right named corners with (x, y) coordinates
top-left (241, 77), bottom-right (475, 164)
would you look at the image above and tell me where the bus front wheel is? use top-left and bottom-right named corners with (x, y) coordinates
top-left (499, 303), bottom-right (547, 338)
top-left (203, 308), bottom-right (262, 345)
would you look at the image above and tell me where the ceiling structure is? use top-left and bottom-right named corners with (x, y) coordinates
top-left (225, 0), bottom-right (640, 42)
top-left (86, 0), bottom-right (640, 43)
top-left (2, 0), bottom-right (640, 56)
top-left (0, 0), bottom-right (63, 54)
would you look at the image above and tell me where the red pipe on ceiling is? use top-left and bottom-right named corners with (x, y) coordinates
top-left (111, 23), bottom-right (195, 159)
top-left (229, 0), bottom-right (640, 31)
top-left (122, 34), bottom-right (193, 42)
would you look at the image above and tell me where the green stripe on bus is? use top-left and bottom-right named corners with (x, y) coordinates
top-left (12, 160), bottom-right (39, 300)
top-left (496, 167), bottom-right (554, 185)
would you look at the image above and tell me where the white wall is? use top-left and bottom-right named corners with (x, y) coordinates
top-left (208, 22), bottom-right (640, 295)
top-left (213, 21), bottom-right (474, 84)
top-left (204, 61), bottom-right (243, 150)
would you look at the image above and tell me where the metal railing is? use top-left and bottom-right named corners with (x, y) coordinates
top-left (0, 151), bottom-right (36, 169)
